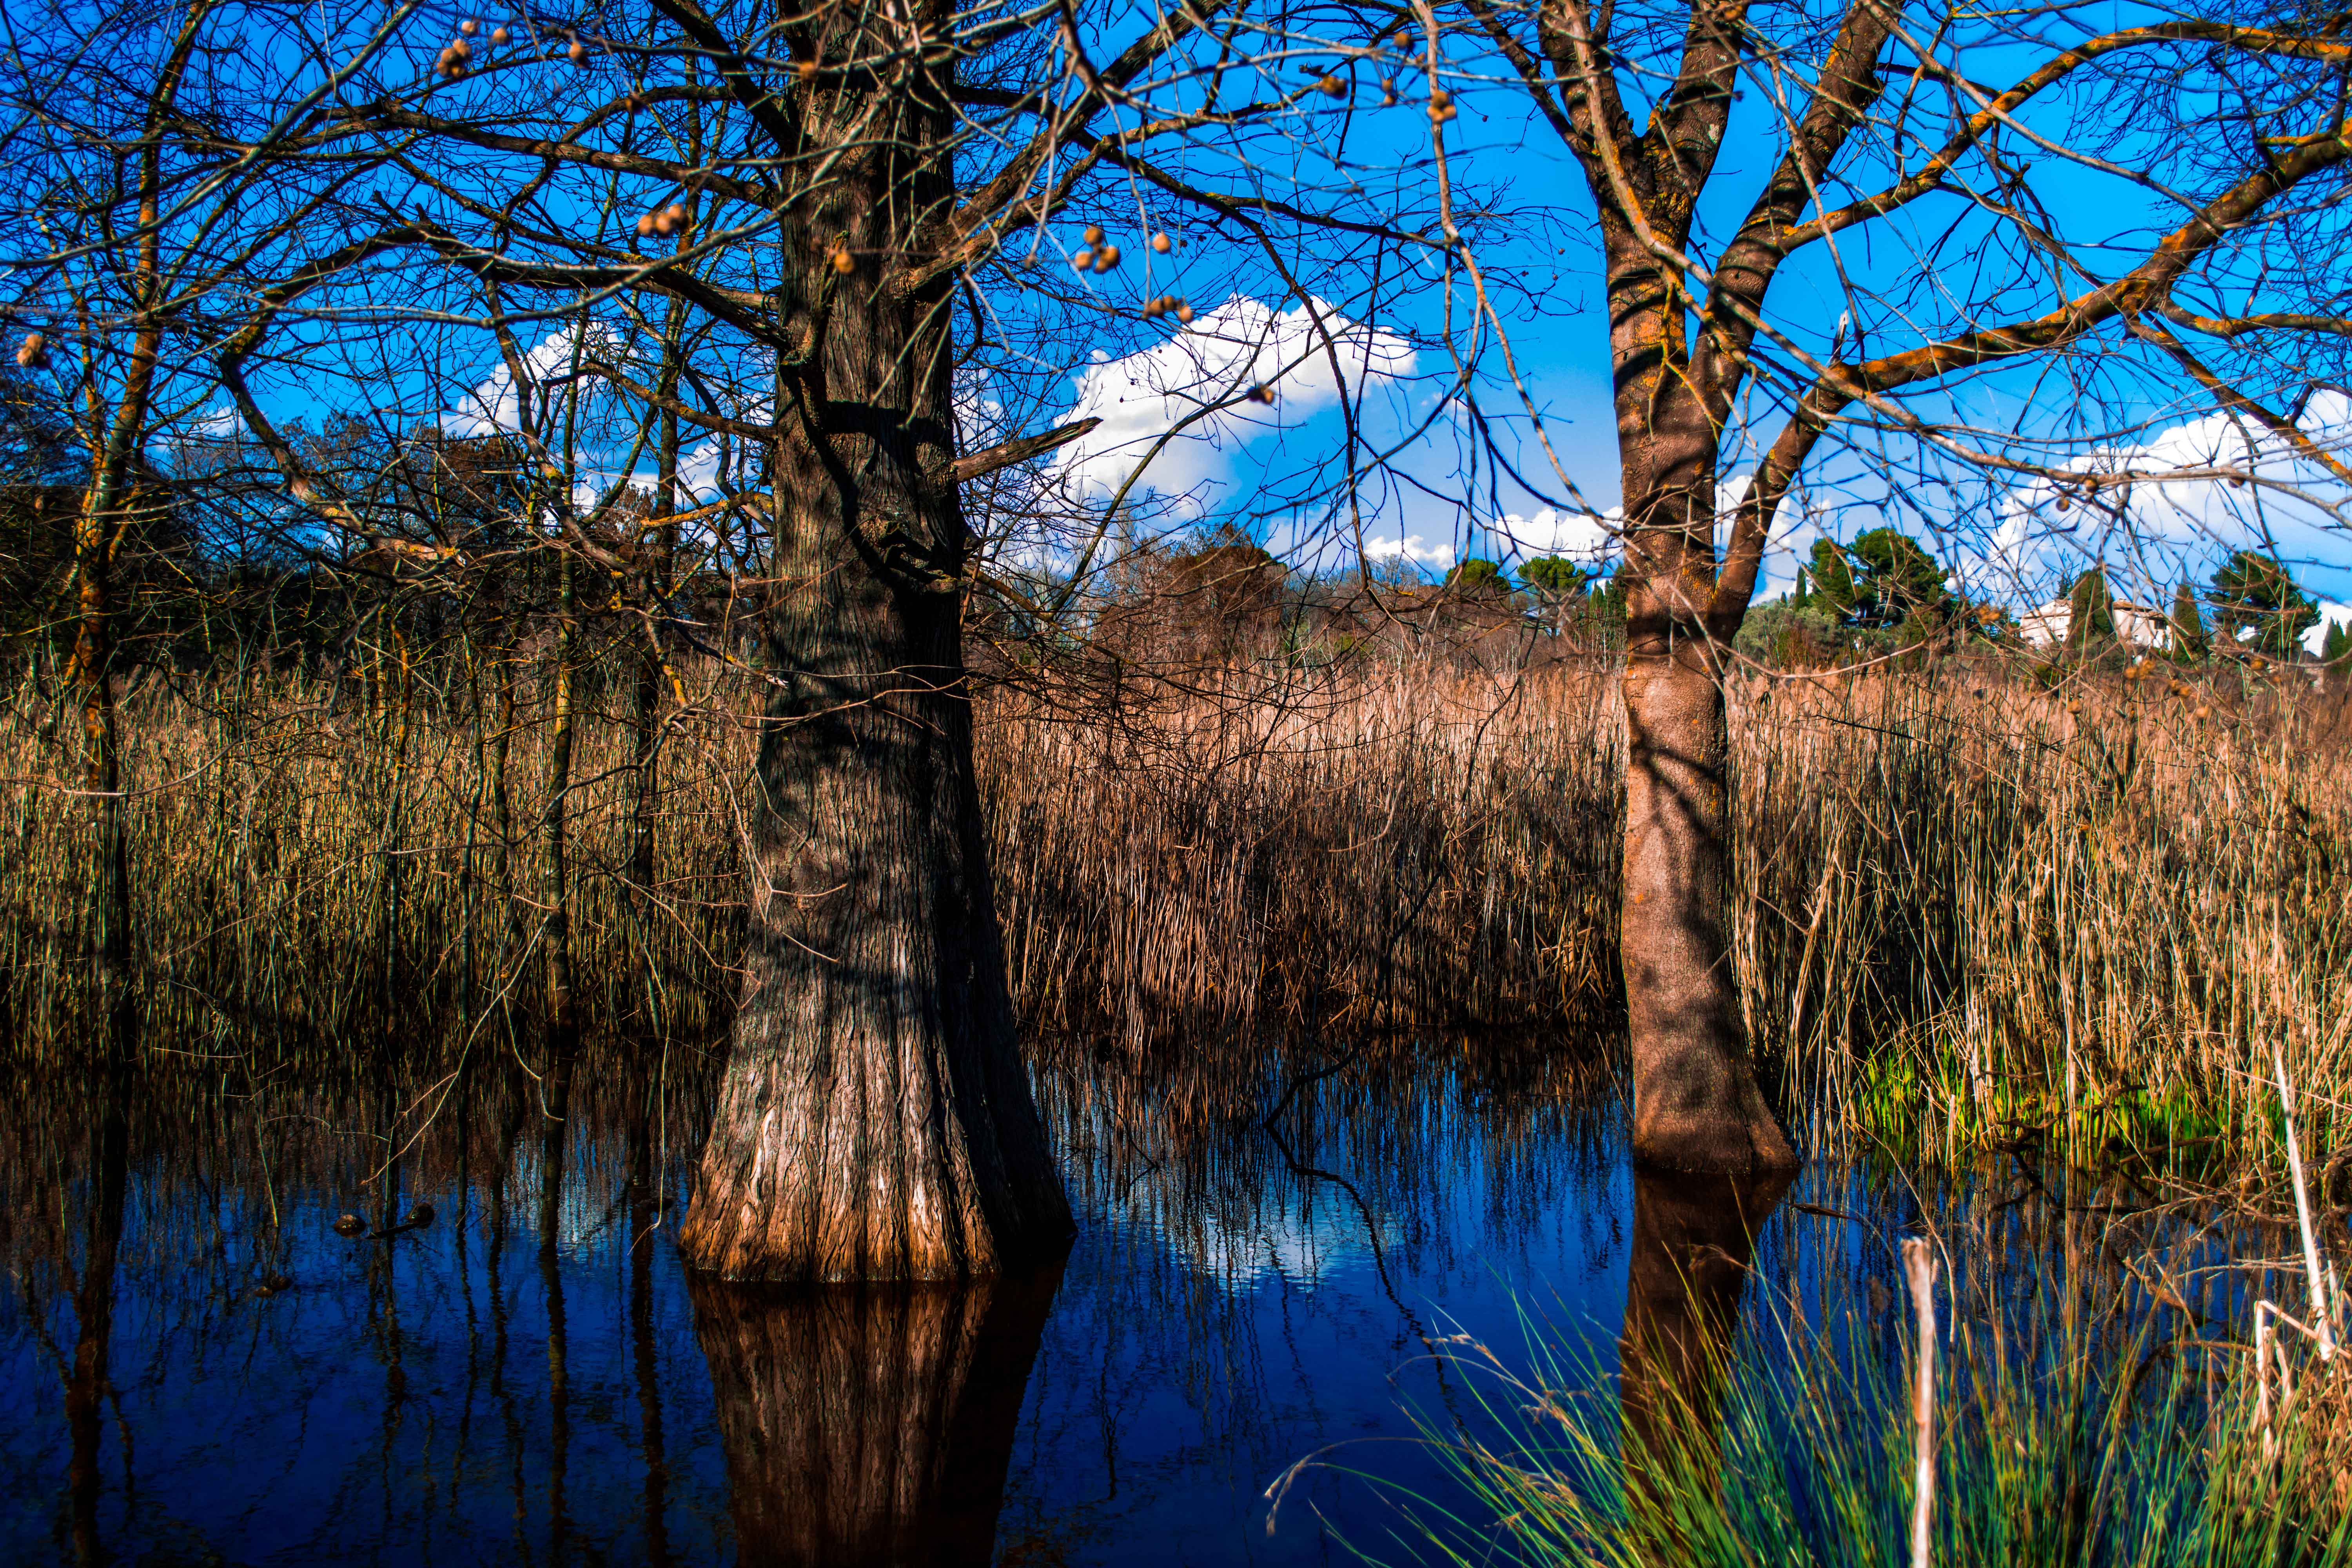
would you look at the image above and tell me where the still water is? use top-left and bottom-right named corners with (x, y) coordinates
top-left (0, 1048), bottom-right (2196, 1565)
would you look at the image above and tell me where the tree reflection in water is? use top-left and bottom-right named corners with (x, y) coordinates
top-left (1618, 1164), bottom-right (1793, 1522)
top-left (688, 1263), bottom-right (1064, 1567)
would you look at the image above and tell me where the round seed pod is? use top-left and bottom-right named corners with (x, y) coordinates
top-left (653, 209), bottom-right (674, 234)
top-left (2056, 494), bottom-right (2070, 511)
top-left (1175, 302), bottom-right (1194, 323)
top-left (491, 26), bottom-right (509, 44)
top-left (1093, 244), bottom-right (1120, 271)
top-left (16, 333), bottom-right (46, 368)
top-left (795, 60), bottom-right (817, 82)
top-left (1318, 73), bottom-right (1345, 96)
top-left (1430, 87), bottom-right (1451, 109)
top-left (1084, 224), bottom-right (1105, 246)
top-left (637, 213), bottom-right (656, 236)
top-left (567, 39), bottom-right (587, 63)
top-left (1247, 384), bottom-right (1274, 404)
top-left (1151, 232), bottom-right (1171, 253)
top-left (830, 247), bottom-right (855, 273)
top-left (541, 463), bottom-right (563, 479)
top-left (1071, 247), bottom-right (1094, 270)
top-left (452, 38), bottom-right (471, 59)
top-left (1391, 29), bottom-right (1410, 46)
top-left (1381, 80), bottom-right (1399, 105)
top-left (460, 17), bottom-right (478, 34)
top-left (1142, 298), bottom-right (1163, 319)
top-left (2195, 705), bottom-right (2210, 719)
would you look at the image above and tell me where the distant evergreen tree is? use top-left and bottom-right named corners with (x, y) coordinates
top-left (1444, 557), bottom-right (1507, 597)
top-left (1807, 528), bottom-right (1950, 630)
top-left (1518, 555), bottom-right (1590, 598)
top-left (2324, 617), bottom-right (2351, 664)
top-left (2209, 550), bottom-right (2318, 658)
top-left (2065, 568), bottom-right (2115, 654)
top-left (2169, 579), bottom-right (2207, 658)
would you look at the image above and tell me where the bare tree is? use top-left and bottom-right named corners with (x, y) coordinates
top-left (1440, 0), bottom-right (2352, 1172)
top-left (84, 0), bottom-right (1455, 1279)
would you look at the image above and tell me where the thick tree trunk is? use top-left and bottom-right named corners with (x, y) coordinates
top-left (1620, 636), bottom-right (1795, 1174)
top-left (676, 22), bottom-right (1069, 1281)
top-left (688, 1265), bottom-right (1061, 1566)
top-left (678, 483), bottom-right (1071, 1278)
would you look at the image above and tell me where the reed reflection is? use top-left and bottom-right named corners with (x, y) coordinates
top-left (1618, 1163), bottom-right (1793, 1518)
top-left (688, 1263), bottom-right (1063, 1567)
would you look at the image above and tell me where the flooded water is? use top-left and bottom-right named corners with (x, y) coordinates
top-left (0, 1044), bottom-right (2262, 1566)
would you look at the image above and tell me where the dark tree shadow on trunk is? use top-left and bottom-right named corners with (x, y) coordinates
top-left (688, 1260), bottom-right (1064, 1566)
top-left (1617, 1163), bottom-right (1791, 1542)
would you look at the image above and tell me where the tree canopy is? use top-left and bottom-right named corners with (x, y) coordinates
top-left (1803, 530), bottom-right (1951, 631)
top-left (2210, 552), bottom-right (2319, 659)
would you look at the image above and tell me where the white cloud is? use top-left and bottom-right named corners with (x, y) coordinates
top-left (191, 405), bottom-right (242, 439)
top-left (1495, 505), bottom-right (1619, 563)
top-left (441, 325), bottom-right (621, 438)
top-left (1051, 295), bottom-right (1416, 509)
top-left (2309, 601), bottom-right (2352, 657)
top-left (1362, 531), bottom-right (1457, 568)
top-left (1990, 393), bottom-right (2352, 604)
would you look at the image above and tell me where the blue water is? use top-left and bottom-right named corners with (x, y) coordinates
top-left (0, 1069), bottom-right (1996, 1566)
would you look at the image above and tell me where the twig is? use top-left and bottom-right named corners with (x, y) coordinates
top-left (2272, 1041), bottom-right (2336, 1360)
top-left (1904, 1236), bottom-right (1940, 1568)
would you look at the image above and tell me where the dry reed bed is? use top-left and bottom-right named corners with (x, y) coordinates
top-left (2, 660), bottom-right (2345, 1169)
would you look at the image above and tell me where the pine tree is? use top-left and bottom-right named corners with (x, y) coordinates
top-left (2066, 569), bottom-right (2115, 655)
top-left (2210, 550), bottom-right (2319, 659)
top-left (2169, 579), bottom-right (2207, 659)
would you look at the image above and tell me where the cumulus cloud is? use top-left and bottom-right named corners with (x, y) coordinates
top-left (1494, 505), bottom-right (1618, 564)
top-left (1051, 295), bottom-right (1416, 509)
top-left (1990, 394), bottom-right (2352, 604)
top-left (1362, 531), bottom-right (1458, 568)
top-left (190, 405), bottom-right (242, 440)
top-left (441, 326), bottom-right (621, 438)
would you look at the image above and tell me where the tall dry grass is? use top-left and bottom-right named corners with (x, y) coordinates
top-left (2, 654), bottom-right (2346, 1170)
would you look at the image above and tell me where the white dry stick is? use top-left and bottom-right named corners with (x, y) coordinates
top-left (2256, 1301), bottom-right (2275, 1461)
top-left (1903, 1237), bottom-right (1940, 1568)
top-left (2272, 1042), bottom-right (2336, 1361)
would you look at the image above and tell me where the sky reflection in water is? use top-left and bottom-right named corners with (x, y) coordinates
top-left (0, 1064), bottom-right (1977, 1566)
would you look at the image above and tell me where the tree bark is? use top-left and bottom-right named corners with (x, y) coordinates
top-left (688, 1264), bottom-right (1061, 1566)
top-left (675, 10), bottom-right (1069, 1281)
top-left (1620, 629), bottom-right (1794, 1173)
top-left (542, 557), bottom-right (579, 1054)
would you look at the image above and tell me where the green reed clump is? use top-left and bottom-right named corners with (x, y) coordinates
top-left (1379, 1297), bottom-right (2352, 1568)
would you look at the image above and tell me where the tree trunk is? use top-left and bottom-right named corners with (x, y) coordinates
top-left (1620, 635), bottom-right (1795, 1174)
top-left (688, 1265), bottom-right (1062, 1565)
top-left (543, 558), bottom-right (579, 1054)
top-left (676, 22), bottom-right (1069, 1281)
top-left (71, 495), bottom-right (131, 1044)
